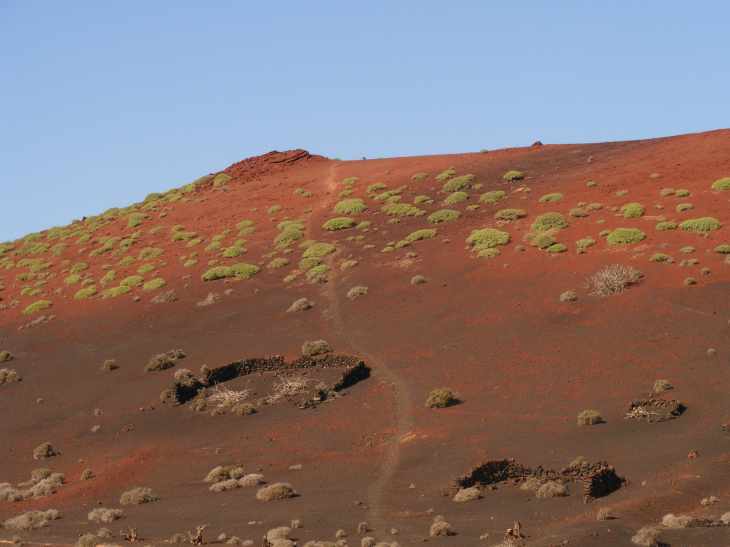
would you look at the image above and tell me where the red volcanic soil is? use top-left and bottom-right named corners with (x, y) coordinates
top-left (1, 130), bottom-right (730, 546)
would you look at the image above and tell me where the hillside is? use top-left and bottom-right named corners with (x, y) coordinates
top-left (1, 129), bottom-right (730, 546)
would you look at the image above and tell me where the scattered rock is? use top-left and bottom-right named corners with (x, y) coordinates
top-left (287, 298), bottom-right (314, 313)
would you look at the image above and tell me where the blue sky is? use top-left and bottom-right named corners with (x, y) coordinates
top-left (2, 1), bottom-right (728, 241)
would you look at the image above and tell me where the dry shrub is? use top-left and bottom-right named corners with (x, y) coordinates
top-left (425, 388), bottom-right (458, 409)
top-left (239, 473), bottom-right (265, 487)
top-left (631, 525), bottom-right (662, 546)
top-left (33, 442), bottom-right (59, 460)
top-left (2, 509), bottom-right (61, 530)
top-left (586, 264), bottom-right (643, 296)
top-left (210, 479), bottom-right (240, 493)
top-left (145, 349), bottom-right (186, 372)
top-left (270, 375), bottom-right (311, 402)
top-left (0, 368), bottom-right (21, 384)
top-left (577, 409), bottom-right (603, 426)
top-left (208, 386), bottom-right (250, 409)
top-left (119, 486), bottom-right (159, 505)
top-left (204, 465), bottom-right (245, 483)
top-left (256, 482), bottom-right (296, 501)
top-left (453, 486), bottom-right (481, 502)
top-left (536, 481), bottom-right (568, 498)
top-left (287, 298), bottom-right (313, 313)
top-left (301, 339), bottom-right (331, 357)
top-left (429, 515), bottom-right (455, 537)
top-left (88, 507), bottom-right (123, 523)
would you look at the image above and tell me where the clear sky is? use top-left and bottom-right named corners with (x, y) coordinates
top-left (2, 1), bottom-right (728, 241)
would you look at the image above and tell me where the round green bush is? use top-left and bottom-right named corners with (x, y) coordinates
top-left (679, 217), bottom-right (721, 233)
top-left (502, 170), bottom-right (524, 182)
top-left (479, 190), bottom-right (506, 203)
top-left (494, 208), bottom-right (526, 221)
top-left (427, 209), bottom-right (460, 224)
top-left (322, 217), bottom-right (356, 231)
top-left (711, 177), bottom-right (730, 191)
top-left (621, 202), bottom-right (645, 218)
top-left (539, 192), bottom-right (563, 203)
top-left (443, 191), bottom-right (468, 205)
top-left (606, 228), bottom-right (646, 245)
top-left (531, 212), bottom-right (568, 232)
top-left (333, 199), bottom-right (367, 215)
top-left (466, 228), bottom-right (510, 250)
top-left (442, 174), bottom-right (475, 193)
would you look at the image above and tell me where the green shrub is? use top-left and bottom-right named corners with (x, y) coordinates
top-left (64, 273), bottom-right (81, 285)
top-left (137, 263), bottom-right (155, 275)
top-left (586, 180), bottom-right (597, 187)
top-left (480, 190), bottom-right (506, 204)
top-left (660, 188), bottom-right (675, 197)
top-left (396, 229), bottom-right (437, 248)
top-left (274, 226), bottom-right (303, 248)
top-left (138, 247), bottom-right (163, 260)
top-left (576, 237), bottom-right (596, 253)
top-left (373, 188), bottom-right (403, 202)
top-left (121, 275), bottom-right (144, 288)
top-left (334, 198), bottom-right (367, 215)
top-left (23, 300), bottom-right (52, 315)
top-left (74, 286), bottom-right (97, 299)
top-left (306, 264), bottom-right (329, 283)
top-left (171, 230), bottom-right (197, 242)
top-left (676, 203), bottom-right (693, 212)
top-left (127, 213), bottom-right (146, 228)
top-left (650, 253), bottom-right (672, 263)
top-left (714, 244), bottom-right (730, 254)
top-left (411, 172), bottom-right (429, 182)
top-left (606, 228), bottom-right (646, 245)
top-left (70, 262), bottom-right (89, 274)
top-left (466, 228), bottom-right (510, 250)
top-left (213, 173), bottom-right (231, 187)
top-left (221, 243), bottom-right (246, 258)
top-left (621, 202), bottom-right (645, 218)
top-left (202, 263), bottom-right (260, 281)
top-left (341, 176), bottom-right (359, 186)
top-left (413, 195), bottom-right (432, 204)
top-left (531, 212), bottom-right (568, 232)
top-left (442, 174), bottom-right (474, 193)
top-left (615, 189), bottom-right (628, 197)
top-left (675, 189), bottom-right (690, 197)
top-left (502, 170), bottom-right (524, 182)
top-left (477, 247), bottom-right (501, 258)
top-left (267, 257), bottom-right (290, 269)
top-left (322, 217), bottom-right (356, 231)
top-left (100, 270), bottom-right (116, 286)
top-left (443, 191), bottom-right (468, 205)
top-left (577, 409), bottom-right (603, 426)
top-left (539, 192), bottom-right (563, 203)
top-left (546, 243), bottom-right (567, 253)
top-left (143, 278), bottom-right (166, 291)
top-left (434, 168), bottom-right (456, 182)
top-left (21, 287), bottom-right (41, 297)
top-left (531, 232), bottom-right (556, 249)
top-left (367, 182), bottom-right (387, 193)
top-left (569, 207), bottom-right (588, 218)
top-left (427, 209), bottom-right (460, 224)
top-left (356, 220), bottom-right (371, 230)
top-left (711, 177), bottom-right (730, 191)
top-left (494, 208), bottom-right (526, 221)
top-left (679, 217), bottom-right (721, 233)
top-left (655, 221), bottom-right (677, 231)
top-left (303, 242), bottom-right (336, 259)
top-left (381, 203), bottom-right (425, 217)
top-left (267, 204), bottom-right (282, 215)
top-left (680, 245), bottom-right (695, 254)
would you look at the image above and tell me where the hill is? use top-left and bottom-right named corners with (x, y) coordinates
top-left (1, 130), bottom-right (730, 546)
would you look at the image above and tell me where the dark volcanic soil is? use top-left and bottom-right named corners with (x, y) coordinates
top-left (1, 130), bottom-right (730, 546)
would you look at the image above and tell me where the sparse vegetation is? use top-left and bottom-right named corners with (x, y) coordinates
top-left (74, 286), bottom-right (97, 299)
top-left (0, 368), bottom-right (21, 385)
top-left (443, 191), bottom-right (468, 205)
top-left (576, 237), bottom-right (596, 253)
top-left (606, 228), bottom-right (646, 245)
top-left (435, 168), bottom-right (457, 182)
top-left (381, 202), bottom-right (425, 217)
top-left (714, 244), bottom-right (730, 254)
top-left (33, 442), bottom-right (59, 460)
top-left (143, 277), bottom-right (166, 291)
top-left (2, 509), bottom-right (61, 531)
top-left (546, 243), bottom-right (567, 253)
top-left (287, 298), bottom-right (313, 313)
top-left (145, 349), bottom-right (185, 372)
top-left (650, 253), bottom-right (672, 263)
top-left (88, 508), bottom-right (123, 524)
top-left (396, 228), bottom-right (437, 248)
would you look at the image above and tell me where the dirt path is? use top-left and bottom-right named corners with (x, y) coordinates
top-left (310, 162), bottom-right (416, 535)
